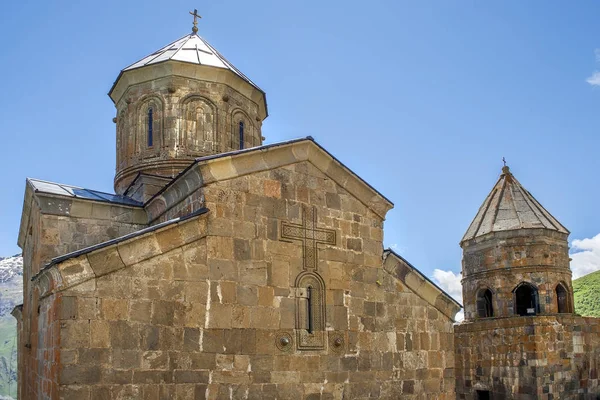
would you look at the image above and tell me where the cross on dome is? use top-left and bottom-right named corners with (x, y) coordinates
top-left (189, 9), bottom-right (202, 33)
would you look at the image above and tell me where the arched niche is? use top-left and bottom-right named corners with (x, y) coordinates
top-left (294, 271), bottom-right (326, 350)
top-left (137, 96), bottom-right (164, 154)
top-left (116, 110), bottom-right (127, 168)
top-left (181, 96), bottom-right (217, 154)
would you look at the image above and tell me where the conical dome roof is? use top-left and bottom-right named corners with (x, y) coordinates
top-left (121, 33), bottom-right (263, 92)
top-left (462, 166), bottom-right (569, 243)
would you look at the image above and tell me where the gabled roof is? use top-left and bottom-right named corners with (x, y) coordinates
top-left (383, 249), bottom-right (462, 321)
top-left (145, 137), bottom-right (394, 222)
top-left (28, 178), bottom-right (142, 207)
top-left (120, 33), bottom-right (263, 93)
top-left (462, 166), bottom-right (569, 243)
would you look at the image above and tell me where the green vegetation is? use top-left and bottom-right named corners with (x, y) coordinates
top-left (573, 270), bottom-right (600, 318)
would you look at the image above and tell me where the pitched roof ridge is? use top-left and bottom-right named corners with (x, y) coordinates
top-left (121, 33), bottom-right (192, 71)
top-left (200, 34), bottom-right (261, 91)
top-left (507, 179), bottom-right (524, 228)
top-left (490, 174), bottom-right (508, 232)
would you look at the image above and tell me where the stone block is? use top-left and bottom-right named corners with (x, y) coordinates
top-left (101, 298), bottom-right (129, 320)
top-left (78, 348), bottom-right (110, 365)
top-left (130, 299), bottom-right (153, 323)
top-left (59, 256), bottom-right (95, 288)
top-left (110, 320), bottom-right (140, 349)
top-left (87, 247), bottom-right (126, 277)
top-left (60, 364), bottom-right (101, 385)
top-left (118, 234), bottom-right (162, 266)
top-left (208, 303), bottom-right (232, 328)
top-left (141, 351), bottom-right (169, 369)
top-left (61, 320), bottom-right (90, 349)
top-left (208, 259), bottom-right (237, 281)
top-left (155, 226), bottom-right (185, 253)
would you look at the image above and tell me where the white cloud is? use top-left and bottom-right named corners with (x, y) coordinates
top-left (587, 72), bottom-right (600, 86)
top-left (570, 233), bottom-right (600, 279)
top-left (433, 269), bottom-right (463, 302)
top-left (586, 49), bottom-right (600, 86)
top-left (432, 268), bottom-right (464, 321)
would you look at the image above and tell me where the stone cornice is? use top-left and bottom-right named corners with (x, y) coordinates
top-left (109, 61), bottom-right (268, 120)
top-left (462, 265), bottom-right (573, 282)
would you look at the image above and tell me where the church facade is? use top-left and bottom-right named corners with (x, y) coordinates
top-left (12, 20), bottom-right (461, 400)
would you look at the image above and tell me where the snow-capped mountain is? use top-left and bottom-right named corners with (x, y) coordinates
top-left (0, 255), bottom-right (22, 285)
top-left (0, 255), bottom-right (22, 318)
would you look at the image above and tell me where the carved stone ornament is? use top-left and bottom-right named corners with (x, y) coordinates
top-left (275, 331), bottom-right (294, 352)
top-left (329, 332), bottom-right (345, 354)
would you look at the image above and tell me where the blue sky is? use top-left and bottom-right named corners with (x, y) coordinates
top-left (2, 1), bottom-right (600, 296)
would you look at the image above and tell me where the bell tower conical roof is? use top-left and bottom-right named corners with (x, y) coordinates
top-left (461, 165), bottom-right (569, 243)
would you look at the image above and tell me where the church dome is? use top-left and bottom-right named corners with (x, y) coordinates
top-left (108, 19), bottom-right (268, 196)
top-left (461, 165), bottom-right (569, 243)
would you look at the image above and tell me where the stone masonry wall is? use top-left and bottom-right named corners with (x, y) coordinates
top-left (18, 196), bottom-right (147, 399)
top-left (455, 315), bottom-right (600, 399)
top-left (47, 160), bottom-right (457, 399)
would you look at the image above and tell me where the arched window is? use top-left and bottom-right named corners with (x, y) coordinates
top-left (139, 97), bottom-right (162, 152)
top-left (556, 283), bottom-right (569, 313)
top-left (514, 282), bottom-right (539, 316)
top-left (147, 107), bottom-right (154, 147)
top-left (476, 288), bottom-right (494, 318)
top-left (239, 121), bottom-right (245, 150)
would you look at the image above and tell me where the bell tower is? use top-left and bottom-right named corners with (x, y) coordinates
top-left (455, 164), bottom-right (579, 399)
top-left (459, 164), bottom-right (573, 321)
top-left (109, 12), bottom-right (268, 198)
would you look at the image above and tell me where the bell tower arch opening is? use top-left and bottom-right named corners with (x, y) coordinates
top-left (556, 282), bottom-right (570, 313)
top-left (514, 282), bottom-right (539, 316)
top-left (476, 288), bottom-right (494, 318)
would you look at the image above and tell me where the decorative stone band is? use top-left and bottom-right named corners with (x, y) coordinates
top-left (462, 265), bottom-right (573, 280)
top-left (145, 137), bottom-right (394, 224)
top-left (383, 249), bottom-right (462, 321)
top-left (31, 208), bottom-right (209, 299)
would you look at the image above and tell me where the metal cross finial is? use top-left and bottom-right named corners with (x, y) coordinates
top-left (189, 9), bottom-right (202, 33)
top-left (502, 157), bottom-right (510, 175)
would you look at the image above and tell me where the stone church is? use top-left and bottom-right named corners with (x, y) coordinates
top-left (12, 16), bottom-right (460, 400)
top-left (11, 14), bottom-right (600, 400)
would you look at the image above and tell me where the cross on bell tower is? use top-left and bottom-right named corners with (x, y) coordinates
top-left (189, 9), bottom-right (202, 33)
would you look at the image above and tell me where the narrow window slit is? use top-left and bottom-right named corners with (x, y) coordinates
top-left (148, 107), bottom-right (154, 147)
top-left (239, 121), bottom-right (244, 150)
top-left (307, 286), bottom-right (313, 334)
